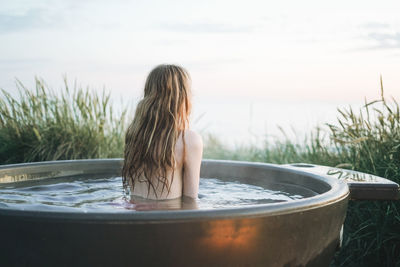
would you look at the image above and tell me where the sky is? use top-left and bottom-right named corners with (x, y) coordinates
top-left (1, 0), bottom-right (399, 144)
top-left (1, 0), bottom-right (399, 100)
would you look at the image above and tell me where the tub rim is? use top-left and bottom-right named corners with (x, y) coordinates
top-left (0, 159), bottom-right (349, 223)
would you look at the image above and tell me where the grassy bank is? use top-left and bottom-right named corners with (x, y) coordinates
top-left (1, 78), bottom-right (399, 266)
top-left (0, 78), bottom-right (127, 163)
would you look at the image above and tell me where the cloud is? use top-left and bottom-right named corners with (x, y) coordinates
top-left (0, 8), bottom-right (59, 33)
top-left (354, 22), bottom-right (400, 51)
top-left (360, 22), bottom-right (389, 30)
top-left (159, 22), bottom-right (255, 33)
top-left (367, 32), bottom-right (400, 49)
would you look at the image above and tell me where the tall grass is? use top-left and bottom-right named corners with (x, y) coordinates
top-left (0, 77), bottom-right (127, 164)
top-left (327, 78), bottom-right (400, 267)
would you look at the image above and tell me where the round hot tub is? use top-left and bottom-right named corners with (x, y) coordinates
top-left (0, 159), bottom-right (349, 267)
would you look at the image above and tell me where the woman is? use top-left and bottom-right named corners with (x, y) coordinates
top-left (122, 64), bottom-right (203, 202)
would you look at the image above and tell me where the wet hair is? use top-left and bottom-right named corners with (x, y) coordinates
top-left (122, 64), bottom-right (191, 198)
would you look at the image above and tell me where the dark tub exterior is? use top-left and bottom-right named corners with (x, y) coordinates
top-left (0, 159), bottom-right (349, 267)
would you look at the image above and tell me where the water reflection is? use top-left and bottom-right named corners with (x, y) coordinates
top-left (199, 219), bottom-right (258, 252)
top-left (0, 176), bottom-right (304, 212)
top-left (123, 195), bottom-right (199, 211)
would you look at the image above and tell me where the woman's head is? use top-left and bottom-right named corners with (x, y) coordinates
top-left (122, 64), bottom-right (192, 198)
top-left (143, 64), bottom-right (192, 125)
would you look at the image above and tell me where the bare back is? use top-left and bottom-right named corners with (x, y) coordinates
top-left (131, 129), bottom-right (203, 200)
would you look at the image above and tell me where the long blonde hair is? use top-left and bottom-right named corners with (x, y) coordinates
top-left (122, 64), bottom-right (191, 198)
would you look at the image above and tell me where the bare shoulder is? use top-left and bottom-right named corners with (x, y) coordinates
top-left (183, 129), bottom-right (203, 149)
